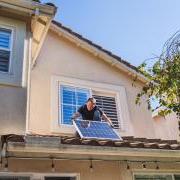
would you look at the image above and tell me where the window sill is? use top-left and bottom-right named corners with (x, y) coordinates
top-left (51, 124), bottom-right (77, 135)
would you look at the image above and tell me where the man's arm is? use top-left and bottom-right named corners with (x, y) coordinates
top-left (102, 113), bottom-right (114, 127)
top-left (71, 112), bottom-right (81, 121)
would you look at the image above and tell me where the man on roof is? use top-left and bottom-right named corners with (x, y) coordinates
top-left (71, 97), bottom-right (114, 127)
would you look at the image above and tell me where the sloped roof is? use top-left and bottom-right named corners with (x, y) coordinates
top-left (61, 135), bottom-right (180, 150)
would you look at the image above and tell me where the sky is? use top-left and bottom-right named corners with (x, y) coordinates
top-left (42, 0), bottom-right (180, 67)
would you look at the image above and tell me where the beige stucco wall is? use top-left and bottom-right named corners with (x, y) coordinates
top-left (0, 15), bottom-right (28, 135)
top-left (0, 159), bottom-right (179, 180)
top-left (28, 30), bottom-right (155, 138)
top-left (153, 113), bottom-right (179, 140)
top-left (0, 85), bottom-right (26, 135)
top-left (0, 16), bottom-right (27, 86)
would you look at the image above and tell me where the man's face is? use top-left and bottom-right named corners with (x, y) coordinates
top-left (87, 100), bottom-right (96, 111)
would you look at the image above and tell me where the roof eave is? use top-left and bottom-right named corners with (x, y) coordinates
top-left (0, 0), bottom-right (57, 17)
top-left (6, 142), bottom-right (180, 162)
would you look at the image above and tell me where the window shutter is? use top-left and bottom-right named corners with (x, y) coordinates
top-left (93, 95), bottom-right (119, 129)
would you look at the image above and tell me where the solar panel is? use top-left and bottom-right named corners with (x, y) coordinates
top-left (73, 120), bottom-right (122, 141)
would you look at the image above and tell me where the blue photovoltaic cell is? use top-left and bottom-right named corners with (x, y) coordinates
top-left (73, 120), bottom-right (122, 141)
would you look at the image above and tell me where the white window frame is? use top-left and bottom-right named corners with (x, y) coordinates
top-left (0, 172), bottom-right (80, 180)
top-left (0, 25), bottom-right (14, 74)
top-left (0, 172), bottom-right (33, 180)
top-left (133, 171), bottom-right (180, 180)
top-left (51, 75), bottom-right (130, 135)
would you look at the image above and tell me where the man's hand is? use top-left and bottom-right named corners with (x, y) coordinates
top-left (102, 113), bottom-right (114, 128)
top-left (108, 122), bottom-right (114, 128)
top-left (71, 117), bottom-right (75, 122)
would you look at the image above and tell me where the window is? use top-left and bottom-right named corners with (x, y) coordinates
top-left (134, 175), bottom-right (172, 180)
top-left (93, 94), bottom-right (119, 128)
top-left (52, 76), bottom-right (130, 134)
top-left (60, 85), bottom-right (90, 125)
top-left (174, 175), bottom-right (180, 180)
top-left (0, 28), bottom-right (12, 73)
top-left (59, 85), bottom-right (119, 128)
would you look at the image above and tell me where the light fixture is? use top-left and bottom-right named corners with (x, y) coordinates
top-left (4, 158), bottom-right (8, 171)
top-left (155, 161), bottom-right (159, 170)
top-left (142, 162), bottom-right (146, 169)
top-left (126, 161), bottom-right (130, 170)
top-left (51, 158), bottom-right (55, 172)
top-left (89, 159), bottom-right (93, 173)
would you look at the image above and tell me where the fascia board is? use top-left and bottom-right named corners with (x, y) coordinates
top-left (0, 0), bottom-right (56, 17)
top-left (7, 143), bottom-right (180, 161)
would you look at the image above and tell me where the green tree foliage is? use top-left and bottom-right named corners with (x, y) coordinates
top-left (136, 32), bottom-right (180, 118)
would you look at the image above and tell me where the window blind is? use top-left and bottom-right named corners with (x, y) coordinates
top-left (93, 95), bottom-right (119, 129)
top-left (0, 28), bottom-right (11, 72)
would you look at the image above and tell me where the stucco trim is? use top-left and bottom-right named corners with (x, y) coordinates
top-left (50, 75), bottom-right (133, 135)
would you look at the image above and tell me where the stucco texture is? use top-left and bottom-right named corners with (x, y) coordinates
top-left (0, 86), bottom-right (26, 134)
top-left (0, 159), bottom-right (179, 180)
top-left (28, 30), bottom-right (155, 138)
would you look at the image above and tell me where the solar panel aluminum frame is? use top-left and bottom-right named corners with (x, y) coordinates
top-left (73, 120), bottom-right (122, 141)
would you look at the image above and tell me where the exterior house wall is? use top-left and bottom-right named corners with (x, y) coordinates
top-left (0, 16), bottom-right (27, 86)
top-left (153, 113), bottom-right (179, 140)
top-left (28, 30), bottom-right (155, 138)
top-left (0, 16), bottom-right (28, 135)
top-left (0, 159), bottom-right (179, 180)
top-left (0, 86), bottom-right (26, 134)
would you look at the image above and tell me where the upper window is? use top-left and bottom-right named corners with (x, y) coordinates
top-left (0, 28), bottom-right (12, 73)
top-left (60, 86), bottom-right (90, 125)
top-left (59, 85), bottom-right (120, 128)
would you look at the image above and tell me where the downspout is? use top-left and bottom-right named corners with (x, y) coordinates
top-left (26, 14), bottom-right (55, 133)
top-left (25, 33), bottom-right (32, 134)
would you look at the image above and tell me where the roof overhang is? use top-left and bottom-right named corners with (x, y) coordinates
top-left (50, 22), bottom-right (149, 84)
top-left (2, 135), bottom-right (179, 163)
top-left (6, 142), bottom-right (180, 162)
top-left (0, 0), bottom-right (56, 17)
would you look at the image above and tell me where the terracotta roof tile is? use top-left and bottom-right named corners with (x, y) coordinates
top-left (2, 134), bottom-right (180, 151)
